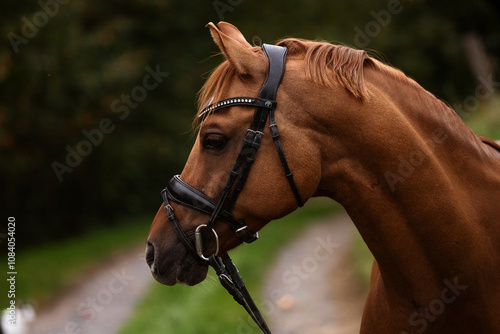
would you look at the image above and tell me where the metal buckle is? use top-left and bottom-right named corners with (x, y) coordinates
top-left (235, 226), bottom-right (259, 243)
top-left (195, 224), bottom-right (220, 261)
top-left (246, 129), bottom-right (264, 136)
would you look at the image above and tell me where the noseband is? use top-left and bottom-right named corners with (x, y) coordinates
top-left (161, 44), bottom-right (303, 334)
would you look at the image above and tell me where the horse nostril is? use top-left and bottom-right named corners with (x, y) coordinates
top-left (145, 241), bottom-right (155, 268)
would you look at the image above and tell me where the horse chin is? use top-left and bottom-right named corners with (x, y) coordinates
top-left (152, 244), bottom-right (209, 286)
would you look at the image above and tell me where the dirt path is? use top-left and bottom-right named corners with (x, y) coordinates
top-left (263, 213), bottom-right (367, 334)
top-left (29, 245), bottom-right (154, 334)
top-left (28, 213), bottom-right (365, 334)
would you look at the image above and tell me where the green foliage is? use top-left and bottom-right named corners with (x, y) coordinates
top-left (466, 95), bottom-right (500, 138)
top-left (1, 0), bottom-right (498, 247)
top-left (1, 0), bottom-right (216, 246)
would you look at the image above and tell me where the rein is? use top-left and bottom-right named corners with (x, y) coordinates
top-left (161, 44), bottom-right (303, 334)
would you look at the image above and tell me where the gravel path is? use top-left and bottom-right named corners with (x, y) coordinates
top-left (29, 245), bottom-right (153, 334)
top-left (27, 213), bottom-right (365, 334)
top-left (263, 213), bottom-right (367, 334)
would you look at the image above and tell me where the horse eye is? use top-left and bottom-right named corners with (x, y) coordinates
top-left (203, 134), bottom-right (228, 151)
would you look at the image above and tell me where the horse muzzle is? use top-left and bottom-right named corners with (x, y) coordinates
top-left (146, 235), bottom-right (209, 286)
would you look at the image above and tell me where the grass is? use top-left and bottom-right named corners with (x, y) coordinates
top-left (465, 96), bottom-right (500, 139)
top-left (0, 216), bottom-right (151, 307)
top-left (350, 232), bottom-right (374, 290)
top-left (119, 198), bottom-right (341, 334)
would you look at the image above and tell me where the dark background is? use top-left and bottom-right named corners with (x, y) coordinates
top-left (1, 0), bottom-right (499, 247)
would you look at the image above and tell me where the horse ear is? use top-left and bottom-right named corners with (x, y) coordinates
top-left (206, 22), bottom-right (264, 75)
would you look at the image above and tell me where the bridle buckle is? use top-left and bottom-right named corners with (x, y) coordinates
top-left (195, 224), bottom-right (220, 261)
top-left (236, 225), bottom-right (259, 243)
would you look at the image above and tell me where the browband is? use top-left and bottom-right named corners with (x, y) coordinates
top-left (199, 97), bottom-right (277, 121)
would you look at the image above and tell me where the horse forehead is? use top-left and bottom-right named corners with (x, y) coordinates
top-left (200, 107), bottom-right (254, 133)
top-left (223, 75), bottom-right (264, 99)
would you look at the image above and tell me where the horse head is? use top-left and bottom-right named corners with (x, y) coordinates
top-left (146, 22), bottom-right (325, 286)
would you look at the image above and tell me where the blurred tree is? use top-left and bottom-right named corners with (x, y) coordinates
top-left (0, 0), bottom-right (497, 247)
top-left (0, 0), bottom-right (217, 245)
top-left (423, 0), bottom-right (500, 93)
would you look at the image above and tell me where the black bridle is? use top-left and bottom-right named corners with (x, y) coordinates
top-left (161, 44), bottom-right (303, 334)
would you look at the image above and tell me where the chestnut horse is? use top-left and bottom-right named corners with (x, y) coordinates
top-left (147, 22), bottom-right (500, 333)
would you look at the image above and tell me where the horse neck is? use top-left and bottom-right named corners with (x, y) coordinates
top-left (310, 68), bottom-right (500, 295)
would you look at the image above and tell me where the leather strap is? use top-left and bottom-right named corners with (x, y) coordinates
top-left (269, 109), bottom-right (304, 207)
top-left (210, 254), bottom-right (272, 334)
top-left (164, 175), bottom-right (258, 243)
top-left (205, 44), bottom-right (290, 235)
top-left (259, 44), bottom-right (288, 101)
top-left (161, 189), bottom-right (197, 255)
top-left (160, 44), bottom-right (301, 334)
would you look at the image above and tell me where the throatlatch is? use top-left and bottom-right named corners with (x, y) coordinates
top-left (161, 44), bottom-right (303, 334)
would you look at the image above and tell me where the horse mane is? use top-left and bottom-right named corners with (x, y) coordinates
top-left (276, 38), bottom-right (372, 99)
top-left (196, 38), bottom-right (425, 122)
